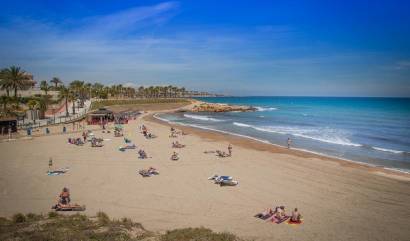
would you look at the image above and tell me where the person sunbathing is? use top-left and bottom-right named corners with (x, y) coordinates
top-left (216, 150), bottom-right (229, 157)
top-left (172, 141), bottom-right (185, 148)
top-left (290, 208), bottom-right (302, 222)
top-left (275, 206), bottom-right (286, 219)
top-left (138, 149), bottom-right (147, 159)
top-left (59, 187), bottom-right (70, 205)
top-left (171, 152), bottom-right (179, 160)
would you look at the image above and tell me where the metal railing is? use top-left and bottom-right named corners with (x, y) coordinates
top-left (17, 100), bottom-right (92, 130)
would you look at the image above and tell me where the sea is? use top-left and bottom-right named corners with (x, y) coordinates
top-left (156, 97), bottom-right (410, 173)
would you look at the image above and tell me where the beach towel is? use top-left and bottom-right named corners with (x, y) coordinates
top-left (270, 215), bottom-right (290, 224)
top-left (47, 168), bottom-right (69, 176)
top-left (254, 212), bottom-right (274, 220)
top-left (52, 204), bottom-right (86, 211)
top-left (287, 219), bottom-right (303, 225)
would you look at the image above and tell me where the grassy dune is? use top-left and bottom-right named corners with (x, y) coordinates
top-left (0, 212), bottom-right (243, 241)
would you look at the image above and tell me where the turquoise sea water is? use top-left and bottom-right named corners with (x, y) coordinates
top-left (158, 97), bottom-right (410, 172)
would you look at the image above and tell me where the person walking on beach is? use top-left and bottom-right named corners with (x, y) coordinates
top-left (228, 144), bottom-right (233, 156)
top-left (48, 157), bottom-right (53, 171)
top-left (287, 138), bottom-right (292, 149)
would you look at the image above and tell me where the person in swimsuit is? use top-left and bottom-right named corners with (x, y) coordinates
top-left (59, 187), bottom-right (70, 205)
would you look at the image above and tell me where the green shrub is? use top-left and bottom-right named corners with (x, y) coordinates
top-left (160, 227), bottom-right (239, 241)
top-left (96, 211), bottom-right (110, 225)
top-left (48, 211), bottom-right (59, 218)
top-left (26, 213), bottom-right (43, 221)
top-left (12, 213), bottom-right (26, 223)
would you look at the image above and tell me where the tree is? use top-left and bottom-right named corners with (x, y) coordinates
top-left (50, 77), bottom-right (62, 89)
top-left (58, 86), bottom-right (70, 117)
top-left (40, 80), bottom-right (50, 95)
top-left (0, 95), bottom-right (12, 113)
top-left (68, 90), bottom-right (76, 115)
top-left (1, 66), bottom-right (33, 97)
top-left (0, 69), bottom-right (11, 96)
top-left (36, 95), bottom-right (49, 119)
top-left (138, 86), bottom-right (144, 98)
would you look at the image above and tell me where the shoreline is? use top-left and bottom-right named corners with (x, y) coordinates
top-left (147, 110), bottom-right (410, 182)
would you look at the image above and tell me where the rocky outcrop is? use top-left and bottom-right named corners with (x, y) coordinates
top-left (190, 102), bottom-right (256, 112)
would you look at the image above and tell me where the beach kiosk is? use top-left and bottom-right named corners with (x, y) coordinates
top-left (87, 108), bottom-right (114, 125)
top-left (0, 117), bottom-right (17, 135)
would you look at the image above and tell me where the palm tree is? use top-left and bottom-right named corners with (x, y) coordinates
top-left (58, 86), bottom-right (70, 117)
top-left (36, 95), bottom-right (49, 119)
top-left (138, 86), bottom-right (144, 98)
top-left (1, 66), bottom-right (33, 97)
top-left (68, 90), bottom-right (76, 115)
top-left (0, 95), bottom-right (11, 113)
top-left (69, 80), bottom-right (84, 108)
top-left (27, 99), bottom-right (37, 110)
top-left (50, 77), bottom-right (62, 89)
top-left (0, 69), bottom-right (11, 96)
top-left (40, 80), bottom-right (50, 95)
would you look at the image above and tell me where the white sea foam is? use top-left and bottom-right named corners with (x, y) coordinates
top-left (232, 123), bottom-right (362, 147)
top-left (372, 147), bottom-right (405, 154)
top-left (153, 114), bottom-right (410, 174)
top-left (255, 106), bottom-right (278, 111)
top-left (233, 122), bottom-right (252, 128)
top-left (183, 114), bottom-right (224, 122)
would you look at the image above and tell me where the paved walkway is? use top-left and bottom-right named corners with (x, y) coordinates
top-left (18, 100), bottom-right (92, 129)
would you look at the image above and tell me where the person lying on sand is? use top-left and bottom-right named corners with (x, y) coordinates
top-left (172, 141), bottom-right (185, 148)
top-left (171, 152), bottom-right (179, 160)
top-left (216, 150), bottom-right (230, 157)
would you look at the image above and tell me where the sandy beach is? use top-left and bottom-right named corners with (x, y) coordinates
top-left (1, 104), bottom-right (409, 241)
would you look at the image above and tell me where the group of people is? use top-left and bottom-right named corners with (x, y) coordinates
top-left (91, 137), bottom-right (103, 147)
top-left (68, 137), bottom-right (84, 145)
top-left (169, 126), bottom-right (188, 138)
top-left (258, 206), bottom-right (302, 224)
top-left (216, 144), bottom-right (233, 157)
top-left (140, 125), bottom-right (155, 138)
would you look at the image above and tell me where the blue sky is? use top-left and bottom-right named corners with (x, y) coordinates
top-left (0, 0), bottom-right (409, 96)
